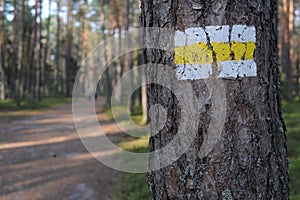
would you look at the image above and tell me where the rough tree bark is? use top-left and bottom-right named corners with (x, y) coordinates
top-left (141, 0), bottom-right (289, 199)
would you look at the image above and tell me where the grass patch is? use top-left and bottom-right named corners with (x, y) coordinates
top-left (122, 172), bottom-right (151, 200)
top-left (103, 105), bottom-right (145, 125)
top-left (0, 98), bottom-right (71, 122)
top-left (104, 105), bottom-right (151, 199)
top-left (117, 138), bottom-right (151, 200)
top-left (119, 136), bottom-right (149, 153)
top-left (282, 101), bottom-right (300, 198)
top-left (0, 98), bottom-right (71, 111)
top-left (109, 101), bottom-right (300, 199)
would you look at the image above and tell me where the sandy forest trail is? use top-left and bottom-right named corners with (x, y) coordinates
top-left (0, 98), bottom-right (126, 200)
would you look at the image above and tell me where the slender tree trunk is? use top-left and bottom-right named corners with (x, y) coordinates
top-left (54, 0), bottom-right (61, 97)
top-left (43, 0), bottom-right (52, 97)
top-left (32, 0), bottom-right (41, 103)
top-left (282, 0), bottom-right (294, 102)
top-left (24, 0), bottom-right (33, 105)
top-left (114, 0), bottom-right (124, 104)
top-left (100, 0), bottom-right (112, 107)
top-left (141, 0), bottom-right (289, 199)
top-left (15, 0), bottom-right (25, 105)
top-left (81, 0), bottom-right (89, 93)
top-left (37, 0), bottom-right (43, 101)
top-left (123, 0), bottom-right (135, 112)
top-left (0, 0), bottom-right (7, 100)
top-left (10, 0), bottom-right (18, 100)
top-left (65, 0), bottom-right (73, 97)
top-left (141, 75), bottom-right (148, 124)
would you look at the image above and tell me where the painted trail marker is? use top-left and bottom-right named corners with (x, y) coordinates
top-left (174, 25), bottom-right (257, 80)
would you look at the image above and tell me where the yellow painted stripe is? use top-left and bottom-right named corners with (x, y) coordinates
top-left (174, 42), bottom-right (256, 65)
top-left (174, 42), bottom-right (213, 65)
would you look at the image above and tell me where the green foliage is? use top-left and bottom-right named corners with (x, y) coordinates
top-left (123, 173), bottom-right (152, 200)
top-left (282, 101), bottom-right (300, 198)
top-left (104, 105), bottom-right (151, 199)
top-left (117, 142), bottom-right (151, 200)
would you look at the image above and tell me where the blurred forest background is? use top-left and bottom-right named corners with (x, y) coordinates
top-left (0, 0), bottom-right (299, 105)
top-left (0, 0), bottom-right (300, 199)
top-left (0, 0), bottom-right (143, 108)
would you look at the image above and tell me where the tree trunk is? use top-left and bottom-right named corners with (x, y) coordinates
top-left (37, 0), bottom-right (43, 101)
top-left (54, 0), bottom-right (61, 97)
top-left (43, 0), bottom-right (52, 97)
top-left (65, 0), bottom-right (73, 97)
top-left (100, 0), bottom-right (112, 108)
top-left (281, 0), bottom-right (294, 102)
top-left (81, 0), bottom-right (89, 94)
top-left (141, 0), bottom-right (289, 199)
top-left (15, 0), bottom-right (25, 105)
top-left (0, 0), bottom-right (7, 100)
top-left (10, 0), bottom-right (18, 100)
top-left (24, 0), bottom-right (33, 105)
top-left (115, 0), bottom-right (124, 104)
top-left (32, 0), bottom-right (40, 103)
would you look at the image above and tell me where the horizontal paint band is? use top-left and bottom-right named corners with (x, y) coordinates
top-left (174, 25), bottom-right (257, 80)
top-left (174, 25), bottom-right (256, 47)
top-left (174, 42), bottom-right (256, 65)
top-left (176, 60), bottom-right (257, 80)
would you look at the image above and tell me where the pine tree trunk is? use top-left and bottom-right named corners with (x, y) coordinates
top-left (37, 0), bottom-right (43, 101)
top-left (24, 0), bottom-right (33, 105)
top-left (54, 0), bottom-right (61, 97)
top-left (43, 0), bottom-right (52, 97)
top-left (10, 0), bottom-right (18, 100)
top-left (65, 0), bottom-right (73, 97)
top-left (33, 0), bottom-right (40, 103)
top-left (141, 0), bottom-right (289, 199)
top-left (281, 0), bottom-right (294, 102)
top-left (99, 0), bottom-right (112, 108)
top-left (0, 0), bottom-right (7, 100)
top-left (16, 0), bottom-right (25, 105)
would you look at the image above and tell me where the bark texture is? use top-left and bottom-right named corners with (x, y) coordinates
top-left (141, 0), bottom-right (289, 199)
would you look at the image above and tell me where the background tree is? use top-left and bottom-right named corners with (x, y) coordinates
top-left (0, 0), bottom-right (6, 100)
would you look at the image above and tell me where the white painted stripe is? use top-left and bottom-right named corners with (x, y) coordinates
top-left (218, 60), bottom-right (257, 78)
top-left (231, 25), bottom-right (256, 42)
top-left (176, 64), bottom-right (212, 80)
top-left (175, 27), bottom-right (207, 47)
top-left (205, 25), bottom-right (230, 43)
top-left (185, 27), bottom-right (207, 45)
top-left (174, 31), bottom-right (187, 47)
top-left (175, 25), bottom-right (256, 46)
top-left (175, 60), bottom-right (257, 80)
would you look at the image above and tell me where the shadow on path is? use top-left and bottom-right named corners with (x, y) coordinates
top-left (0, 98), bottom-right (127, 200)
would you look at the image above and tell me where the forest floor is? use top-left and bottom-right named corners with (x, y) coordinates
top-left (0, 98), bottom-right (127, 200)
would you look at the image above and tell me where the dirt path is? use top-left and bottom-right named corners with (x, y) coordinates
top-left (0, 98), bottom-right (126, 200)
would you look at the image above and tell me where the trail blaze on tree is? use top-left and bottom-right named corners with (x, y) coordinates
top-left (141, 0), bottom-right (289, 199)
